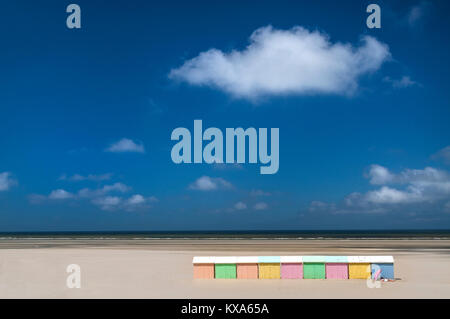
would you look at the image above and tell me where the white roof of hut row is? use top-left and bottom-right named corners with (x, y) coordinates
top-left (280, 256), bottom-right (303, 263)
top-left (236, 256), bottom-right (259, 263)
top-left (192, 256), bottom-right (215, 264)
top-left (325, 256), bottom-right (348, 263)
top-left (214, 256), bottom-right (238, 264)
top-left (258, 256), bottom-right (281, 263)
top-left (347, 256), bottom-right (394, 263)
top-left (365, 256), bottom-right (394, 263)
top-left (347, 256), bottom-right (371, 263)
top-left (302, 256), bottom-right (326, 263)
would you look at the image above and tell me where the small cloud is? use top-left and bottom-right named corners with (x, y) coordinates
top-left (105, 138), bottom-right (145, 153)
top-left (250, 189), bottom-right (272, 197)
top-left (78, 182), bottom-right (131, 198)
top-left (406, 2), bottom-right (431, 27)
top-left (0, 172), bottom-right (17, 191)
top-left (48, 189), bottom-right (74, 200)
top-left (188, 176), bottom-right (233, 191)
top-left (431, 146), bottom-right (450, 165)
top-left (383, 76), bottom-right (420, 89)
top-left (254, 202), bottom-right (268, 210)
top-left (93, 194), bottom-right (158, 211)
top-left (59, 173), bottom-right (113, 182)
top-left (169, 25), bottom-right (390, 101)
top-left (92, 196), bottom-right (121, 211)
top-left (234, 201), bottom-right (247, 210)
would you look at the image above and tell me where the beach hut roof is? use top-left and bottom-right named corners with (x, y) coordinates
top-left (325, 256), bottom-right (348, 263)
top-left (258, 256), bottom-right (281, 263)
top-left (366, 256), bottom-right (394, 263)
top-left (280, 256), bottom-right (302, 263)
top-left (214, 256), bottom-right (237, 264)
top-left (302, 256), bottom-right (326, 263)
top-left (347, 256), bottom-right (372, 263)
top-left (236, 256), bottom-right (259, 263)
top-left (192, 256), bottom-right (215, 264)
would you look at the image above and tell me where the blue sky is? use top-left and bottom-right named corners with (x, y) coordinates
top-left (1, 0), bottom-right (450, 231)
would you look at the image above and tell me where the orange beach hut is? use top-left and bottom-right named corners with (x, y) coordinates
top-left (192, 256), bottom-right (215, 279)
top-left (236, 256), bottom-right (259, 279)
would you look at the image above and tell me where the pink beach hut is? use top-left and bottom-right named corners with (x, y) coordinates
top-left (280, 256), bottom-right (303, 279)
top-left (325, 256), bottom-right (348, 279)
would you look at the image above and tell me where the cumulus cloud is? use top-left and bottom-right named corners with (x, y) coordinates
top-left (310, 164), bottom-right (450, 214)
top-left (383, 76), bottom-right (420, 89)
top-left (432, 146), bottom-right (450, 165)
top-left (93, 194), bottom-right (158, 211)
top-left (59, 173), bottom-right (113, 182)
top-left (48, 189), bottom-right (74, 200)
top-left (92, 196), bottom-right (121, 211)
top-left (0, 172), bottom-right (17, 191)
top-left (367, 164), bottom-right (396, 185)
top-left (169, 25), bottom-right (390, 100)
top-left (234, 201), bottom-right (247, 210)
top-left (78, 182), bottom-right (131, 198)
top-left (188, 176), bottom-right (233, 191)
top-left (105, 138), bottom-right (145, 153)
top-left (30, 178), bottom-right (157, 212)
top-left (254, 202), bottom-right (269, 210)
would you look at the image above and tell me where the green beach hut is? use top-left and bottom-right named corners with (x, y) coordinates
top-left (302, 256), bottom-right (326, 279)
top-left (214, 257), bottom-right (237, 279)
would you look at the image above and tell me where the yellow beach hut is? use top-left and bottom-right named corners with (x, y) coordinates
top-left (258, 256), bottom-right (281, 279)
top-left (348, 256), bottom-right (372, 279)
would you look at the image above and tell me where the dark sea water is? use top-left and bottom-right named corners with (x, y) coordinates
top-left (1, 230), bottom-right (450, 240)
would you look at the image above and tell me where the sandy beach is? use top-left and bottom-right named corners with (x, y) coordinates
top-left (0, 239), bottom-right (449, 298)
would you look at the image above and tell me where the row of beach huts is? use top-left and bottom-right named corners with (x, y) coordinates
top-left (193, 256), bottom-right (394, 280)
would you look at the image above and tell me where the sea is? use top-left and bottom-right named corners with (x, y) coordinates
top-left (0, 230), bottom-right (450, 240)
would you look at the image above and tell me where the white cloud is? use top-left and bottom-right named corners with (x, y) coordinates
top-left (310, 164), bottom-right (450, 214)
top-left (383, 76), bottom-right (420, 89)
top-left (406, 2), bottom-right (431, 27)
top-left (59, 173), bottom-right (113, 182)
top-left (250, 189), bottom-right (272, 197)
top-left (93, 194), bottom-right (159, 211)
top-left (169, 25), bottom-right (390, 100)
top-left (105, 138), bottom-right (145, 153)
top-left (92, 196), bottom-right (122, 211)
top-left (364, 186), bottom-right (422, 204)
top-left (234, 201), bottom-right (247, 210)
top-left (254, 202), bottom-right (268, 210)
top-left (188, 176), bottom-right (233, 191)
top-left (0, 172), bottom-right (17, 191)
top-left (48, 189), bottom-right (74, 200)
top-left (78, 182), bottom-right (131, 198)
top-left (432, 146), bottom-right (450, 165)
top-left (367, 164), bottom-right (396, 185)
top-left (362, 166), bottom-right (450, 204)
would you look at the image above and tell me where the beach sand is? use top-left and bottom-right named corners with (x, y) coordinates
top-left (0, 239), bottom-right (449, 298)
